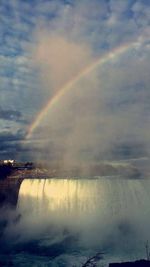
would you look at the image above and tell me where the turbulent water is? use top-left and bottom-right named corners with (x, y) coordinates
top-left (1, 177), bottom-right (150, 266)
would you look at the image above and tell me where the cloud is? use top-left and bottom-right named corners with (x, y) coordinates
top-left (132, 1), bottom-right (150, 27)
top-left (0, 0), bottom-right (149, 162)
top-left (0, 129), bottom-right (35, 160)
top-left (0, 108), bottom-right (20, 120)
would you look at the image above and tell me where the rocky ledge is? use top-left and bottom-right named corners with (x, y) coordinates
top-left (0, 178), bottom-right (22, 207)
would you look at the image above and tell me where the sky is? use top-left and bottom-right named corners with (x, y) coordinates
top-left (0, 0), bottom-right (150, 164)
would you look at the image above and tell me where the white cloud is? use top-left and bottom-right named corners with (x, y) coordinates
top-left (132, 1), bottom-right (150, 27)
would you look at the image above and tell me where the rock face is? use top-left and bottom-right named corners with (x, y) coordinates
top-left (0, 178), bottom-right (23, 207)
top-left (109, 259), bottom-right (150, 266)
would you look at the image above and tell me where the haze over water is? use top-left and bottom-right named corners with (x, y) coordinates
top-left (1, 176), bottom-right (150, 266)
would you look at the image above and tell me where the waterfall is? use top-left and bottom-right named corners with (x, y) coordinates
top-left (19, 178), bottom-right (149, 215)
top-left (16, 177), bottom-right (150, 249)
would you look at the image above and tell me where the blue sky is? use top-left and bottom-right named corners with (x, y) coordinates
top-left (0, 0), bottom-right (150, 162)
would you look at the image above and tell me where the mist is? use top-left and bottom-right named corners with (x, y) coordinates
top-left (26, 33), bottom-right (150, 169)
top-left (23, 1), bottom-right (150, 169)
top-left (2, 178), bottom-right (150, 262)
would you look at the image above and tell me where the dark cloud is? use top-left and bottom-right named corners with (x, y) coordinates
top-left (0, 107), bottom-right (28, 124)
top-left (0, 130), bottom-right (27, 160)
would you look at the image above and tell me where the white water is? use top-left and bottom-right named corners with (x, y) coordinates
top-left (8, 177), bottom-right (150, 266)
top-left (18, 178), bottom-right (150, 239)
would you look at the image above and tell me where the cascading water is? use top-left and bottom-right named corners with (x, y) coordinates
top-left (2, 177), bottom-right (150, 266)
top-left (18, 178), bottom-right (150, 248)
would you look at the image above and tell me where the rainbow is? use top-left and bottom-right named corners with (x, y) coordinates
top-left (26, 36), bottom-right (145, 139)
